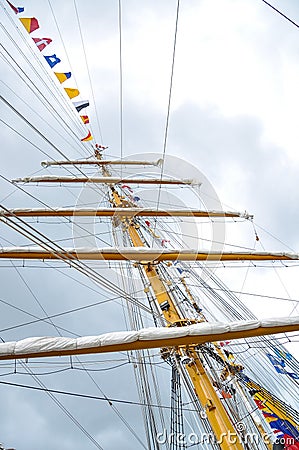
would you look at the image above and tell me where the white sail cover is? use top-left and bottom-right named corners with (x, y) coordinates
top-left (12, 175), bottom-right (200, 185)
top-left (0, 316), bottom-right (298, 358)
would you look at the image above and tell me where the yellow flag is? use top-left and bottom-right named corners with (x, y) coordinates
top-left (54, 72), bottom-right (71, 83)
top-left (64, 88), bottom-right (80, 99)
top-left (19, 17), bottom-right (39, 33)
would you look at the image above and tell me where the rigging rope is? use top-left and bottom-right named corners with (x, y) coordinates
top-left (260, 0), bottom-right (299, 28)
top-left (170, 359), bottom-right (186, 450)
top-left (73, 0), bottom-right (104, 143)
top-left (118, 0), bottom-right (123, 165)
top-left (154, 0), bottom-right (181, 238)
top-left (0, 205), bottom-right (154, 316)
top-left (19, 363), bottom-right (105, 450)
top-left (0, 13), bottom-right (88, 151)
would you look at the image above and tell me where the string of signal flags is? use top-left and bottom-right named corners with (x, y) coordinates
top-left (6, 0), bottom-right (95, 143)
top-left (5, 3), bottom-right (176, 254)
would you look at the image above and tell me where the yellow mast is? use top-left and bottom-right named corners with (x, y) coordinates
top-left (108, 174), bottom-right (244, 450)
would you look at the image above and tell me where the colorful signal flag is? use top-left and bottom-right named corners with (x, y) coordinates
top-left (6, 1), bottom-right (24, 14)
top-left (73, 100), bottom-right (89, 112)
top-left (44, 54), bottom-right (61, 68)
top-left (54, 72), bottom-right (71, 84)
top-left (19, 17), bottom-right (39, 33)
top-left (81, 130), bottom-right (93, 142)
top-left (33, 37), bottom-right (52, 51)
top-left (80, 115), bottom-right (89, 124)
top-left (64, 88), bottom-right (80, 99)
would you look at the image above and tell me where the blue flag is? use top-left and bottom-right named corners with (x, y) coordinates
top-left (266, 353), bottom-right (299, 379)
top-left (44, 54), bottom-right (61, 68)
top-left (269, 419), bottom-right (299, 440)
top-left (288, 371), bottom-right (299, 380)
top-left (6, 1), bottom-right (24, 13)
top-left (266, 354), bottom-right (285, 372)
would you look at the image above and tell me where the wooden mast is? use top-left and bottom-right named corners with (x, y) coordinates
top-left (0, 207), bottom-right (252, 219)
top-left (0, 247), bottom-right (298, 261)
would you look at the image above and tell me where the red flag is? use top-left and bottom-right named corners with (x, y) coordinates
top-left (80, 115), bottom-right (89, 124)
top-left (219, 341), bottom-right (230, 347)
top-left (19, 17), bottom-right (39, 33)
top-left (121, 185), bottom-right (133, 193)
top-left (81, 130), bottom-right (93, 142)
top-left (33, 37), bottom-right (52, 51)
top-left (221, 390), bottom-right (232, 399)
top-left (253, 399), bottom-right (265, 410)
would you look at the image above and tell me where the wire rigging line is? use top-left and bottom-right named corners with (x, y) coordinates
top-left (0, 118), bottom-right (55, 162)
top-left (118, 0), bottom-right (123, 163)
top-left (1, 106), bottom-right (123, 239)
top-left (0, 18), bottom-right (88, 149)
top-left (0, 125), bottom-right (113, 239)
top-left (0, 209), bottom-right (153, 317)
top-left (155, 0), bottom-right (180, 228)
top-left (8, 261), bottom-right (79, 336)
top-left (251, 224), bottom-right (296, 315)
top-left (0, 176), bottom-right (154, 319)
top-left (120, 262), bottom-right (169, 449)
top-left (47, 0), bottom-right (80, 89)
top-left (2, 223), bottom-right (152, 322)
top-left (1, 95), bottom-right (82, 162)
top-left (161, 0), bottom-right (180, 165)
top-left (170, 360), bottom-right (186, 450)
top-left (1, 217), bottom-right (152, 443)
top-left (0, 262), bottom-right (149, 334)
top-left (0, 295), bottom-right (80, 336)
top-left (0, 48), bottom-right (87, 157)
top-left (3, 213), bottom-right (149, 445)
top-left (254, 221), bottom-right (296, 253)
top-left (73, 0), bottom-right (104, 143)
top-left (1, 78), bottom-right (85, 158)
top-left (2, 0), bottom-right (299, 443)
top-left (76, 358), bottom-right (148, 450)
top-left (0, 379), bottom-right (202, 413)
top-left (18, 364), bottom-right (105, 450)
top-left (11, 257), bottom-right (129, 447)
top-left (260, 0), bottom-right (299, 28)
top-left (186, 284), bottom-right (299, 304)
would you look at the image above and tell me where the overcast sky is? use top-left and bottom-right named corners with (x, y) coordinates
top-left (1, 0), bottom-right (299, 449)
